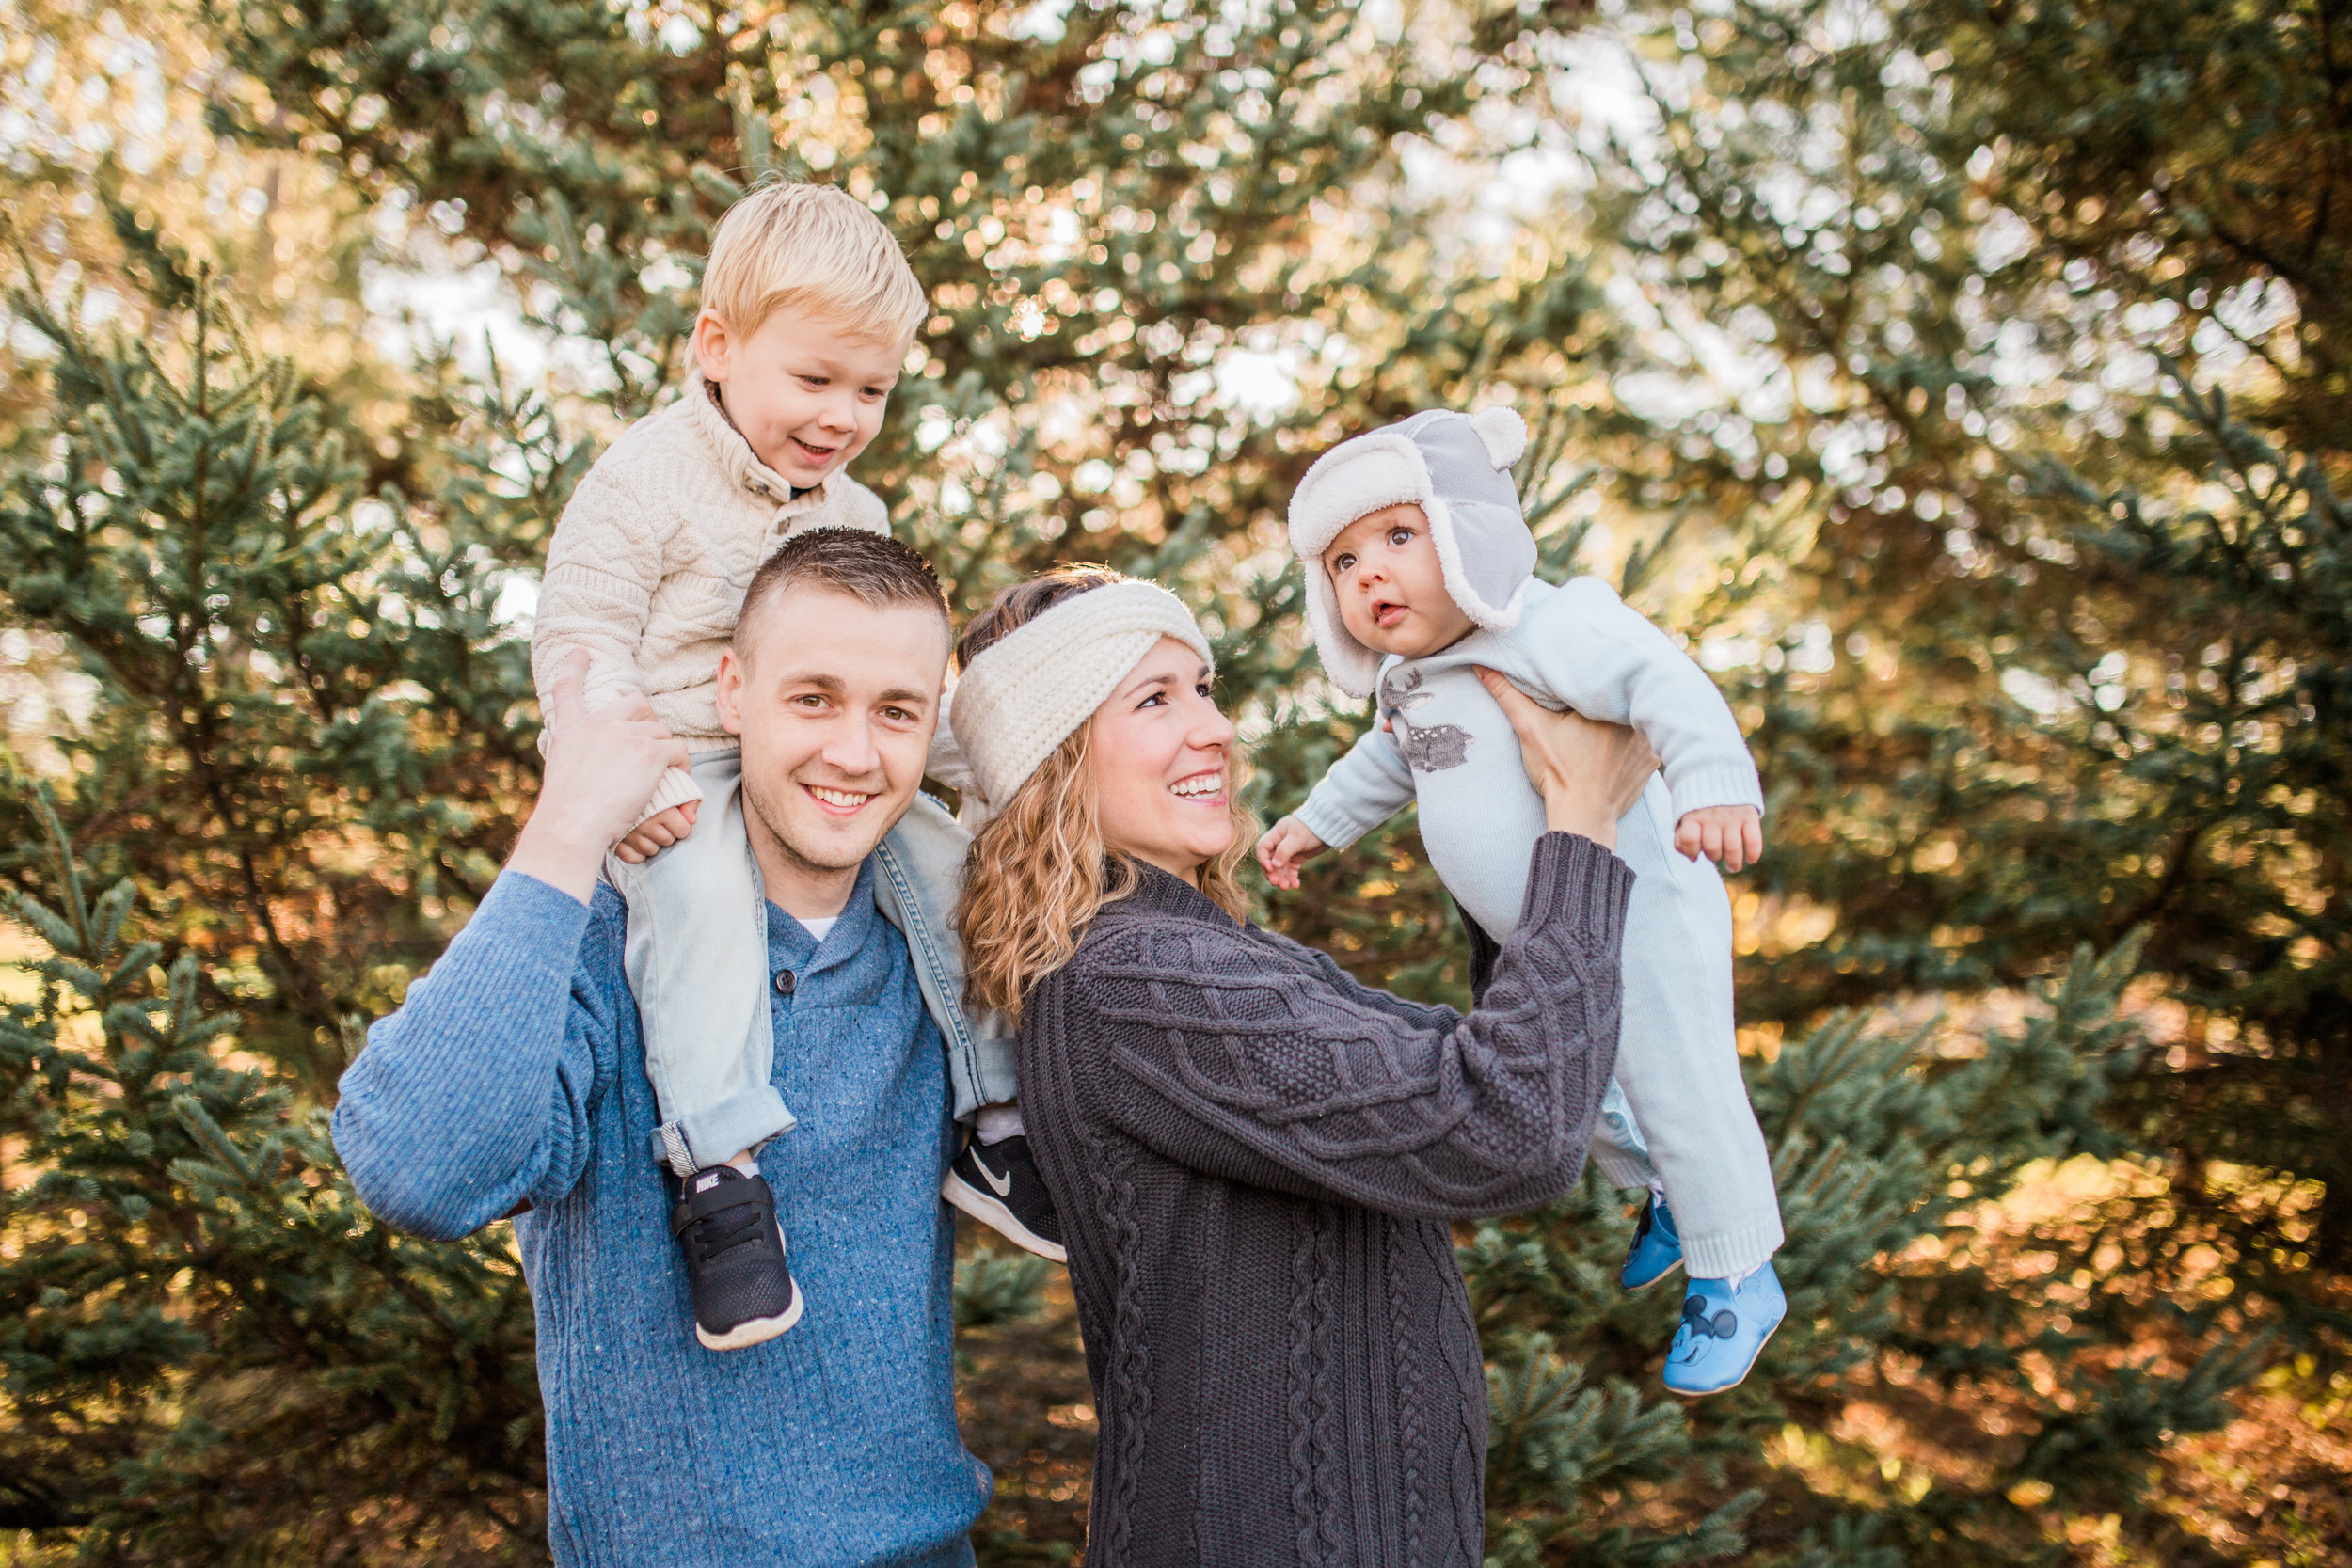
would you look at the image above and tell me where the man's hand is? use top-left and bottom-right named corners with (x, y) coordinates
top-left (1255, 815), bottom-right (1329, 890)
top-left (612, 801), bottom-right (699, 865)
top-left (1674, 804), bottom-right (1764, 872)
top-left (511, 652), bottom-right (692, 901)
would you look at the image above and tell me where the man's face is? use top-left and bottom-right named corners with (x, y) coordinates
top-left (714, 586), bottom-right (953, 882)
top-left (1322, 503), bottom-right (1474, 658)
top-left (693, 305), bottom-right (905, 489)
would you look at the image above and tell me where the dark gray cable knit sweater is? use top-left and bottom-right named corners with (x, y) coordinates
top-left (1019, 832), bottom-right (1633, 1568)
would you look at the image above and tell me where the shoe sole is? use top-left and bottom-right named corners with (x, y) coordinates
top-left (942, 1173), bottom-right (1068, 1264)
top-left (1663, 1310), bottom-right (1784, 1399)
top-left (1622, 1255), bottom-right (1685, 1292)
top-left (696, 1275), bottom-right (805, 1352)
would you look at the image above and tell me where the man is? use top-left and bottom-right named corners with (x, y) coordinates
top-left (333, 531), bottom-right (991, 1566)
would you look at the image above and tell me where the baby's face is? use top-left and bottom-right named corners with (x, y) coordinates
top-left (693, 304), bottom-right (905, 490)
top-left (1322, 504), bottom-right (1474, 658)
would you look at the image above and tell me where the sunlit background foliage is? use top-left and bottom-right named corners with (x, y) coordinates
top-left (2, 0), bottom-right (2344, 1560)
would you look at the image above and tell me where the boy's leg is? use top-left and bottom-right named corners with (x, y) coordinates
top-left (606, 750), bottom-right (796, 1176)
top-left (606, 750), bottom-right (803, 1349)
top-left (1607, 781), bottom-right (1785, 1282)
top-left (880, 797), bottom-right (1063, 1260)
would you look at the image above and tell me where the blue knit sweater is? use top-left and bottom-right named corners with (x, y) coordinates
top-left (333, 863), bottom-right (990, 1567)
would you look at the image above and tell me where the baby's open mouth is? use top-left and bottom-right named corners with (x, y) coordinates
top-left (1372, 598), bottom-right (1408, 629)
top-left (789, 436), bottom-right (840, 463)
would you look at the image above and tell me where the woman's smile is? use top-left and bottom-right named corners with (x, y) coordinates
top-left (1168, 768), bottom-right (1227, 805)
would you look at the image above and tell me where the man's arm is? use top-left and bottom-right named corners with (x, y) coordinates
top-left (333, 653), bottom-right (690, 1237)
top-left (332, 875), bottom-right (613, 1238)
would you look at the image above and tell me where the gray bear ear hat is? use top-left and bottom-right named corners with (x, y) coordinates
top-left (1285, 406), bottom-right (1534, 700)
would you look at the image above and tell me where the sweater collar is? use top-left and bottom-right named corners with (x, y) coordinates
top-left (1104, 859), bottom-right (1242, 929)
top-left (682, 370), bottom-right (834, 514)
top-left (763, 856), bottom-right (880, 978)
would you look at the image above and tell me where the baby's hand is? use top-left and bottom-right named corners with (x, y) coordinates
top-left (1674, 804), bottom-right (1763, 873)
top-left (613, 801), bottom-right (699, 865)
top-left (1255, 815), bottom-right (1329, 890)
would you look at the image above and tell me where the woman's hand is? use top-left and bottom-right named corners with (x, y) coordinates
top-left (1474, 668), bottom-right (1659, 851)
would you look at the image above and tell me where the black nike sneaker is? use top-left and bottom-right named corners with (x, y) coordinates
top-left (670, 1164), bottom-right (804, 1351)
top-left (942, 1134), bottom-right (1066, 1263)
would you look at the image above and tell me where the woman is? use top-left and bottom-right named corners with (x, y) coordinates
top-left (947, 568), bottom-right (1655, 1567)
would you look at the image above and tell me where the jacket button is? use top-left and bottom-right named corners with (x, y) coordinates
top-left (772, 970), bottom-right (796, 996)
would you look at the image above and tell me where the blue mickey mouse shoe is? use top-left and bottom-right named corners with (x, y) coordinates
top-left (1619, 1194), bottom-right (1685, 1291)
top-left (1662, 1262), bottom-right (1786, 1397)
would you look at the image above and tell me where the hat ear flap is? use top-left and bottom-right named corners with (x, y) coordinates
top-left (1469, 407), bottom-right (1527, 470)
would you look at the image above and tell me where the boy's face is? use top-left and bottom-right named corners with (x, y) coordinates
top-left (693, 304), bottom-right (905, 490)
top-left (1322, 503), bottom-right (1475, 659)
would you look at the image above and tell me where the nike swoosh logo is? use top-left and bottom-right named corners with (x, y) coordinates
top-left (973, 1152), bottom-right (1014, 1197)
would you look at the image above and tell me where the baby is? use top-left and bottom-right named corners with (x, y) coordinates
top-left (531, 182), bottom-right (1058, 1354)
top-left (1257, 407), bottom-right (1785, 1395)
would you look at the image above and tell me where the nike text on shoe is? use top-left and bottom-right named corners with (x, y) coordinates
top-left (1619, 1193), bottom-right (1686, 1291)
top-left (1662, 1262), bottom-right (1787, 1397)
top-left (942, 1134), bottom-right (1067, 1263)
top-left (669, 1164), bottom-right (805, 1351)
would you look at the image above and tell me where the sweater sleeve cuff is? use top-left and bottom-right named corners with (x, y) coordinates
top-left (1294, 792), bottom-right (1377, 851)
top-left (1663, 762), bottom-right (1766, 821)
top-left (1519, 832), bottom-right (1636, 948)
top-left (628, 764), bottom-right (706, 832)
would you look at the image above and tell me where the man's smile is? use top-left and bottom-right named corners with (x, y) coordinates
top-left (803, 783), bottom-right (876, 815)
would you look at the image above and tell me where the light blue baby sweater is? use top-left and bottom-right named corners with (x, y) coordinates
top-left (1294, 575), bottom-right (1765, 943)
top-left (332, 863), bottom-right (990, 1568)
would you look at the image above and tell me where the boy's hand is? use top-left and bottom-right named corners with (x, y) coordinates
top-left (612, 800), bottom-right (699, 865)
top-left (1674, 804), bottom-right (1763, 872)
top-left (1255, 815), bottom-right (1329, 890)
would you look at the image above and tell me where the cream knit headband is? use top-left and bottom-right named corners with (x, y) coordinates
top-left (946, 578), bottom-right (1214, 814)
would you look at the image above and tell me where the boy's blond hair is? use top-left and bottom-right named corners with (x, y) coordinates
top-left (700, 182), bottom-right (928, 346)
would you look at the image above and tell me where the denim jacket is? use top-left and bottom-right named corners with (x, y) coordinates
top-left (875, 791), bottom-right (1018, 1119)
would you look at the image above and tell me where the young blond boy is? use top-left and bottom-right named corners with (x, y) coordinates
top-left (1258, 407), bottom-right (1786, 1395)
top-left (531, 183), bottom-right (1057, 1354)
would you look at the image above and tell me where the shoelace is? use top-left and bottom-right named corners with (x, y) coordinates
top-left (683, 1195), bottom-right (771, 1267)
top-left (1680, 1294), bottom-right (1739, 1340)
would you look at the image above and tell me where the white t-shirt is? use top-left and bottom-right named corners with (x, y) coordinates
top-left (796, 915), bottom-right (838, 943)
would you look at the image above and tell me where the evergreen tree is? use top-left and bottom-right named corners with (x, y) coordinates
top-left (3, 0), bottom-right (2340, 1560)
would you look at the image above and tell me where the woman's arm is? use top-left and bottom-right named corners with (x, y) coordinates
top-left (1069, 832), bottom-right (1634, 1221)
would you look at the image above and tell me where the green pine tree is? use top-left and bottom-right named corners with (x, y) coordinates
top-left (4, 0), bottom-right (2340, 1560)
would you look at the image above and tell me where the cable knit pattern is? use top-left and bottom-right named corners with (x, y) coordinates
top-left (1018, 832), bottom-right (1633, 1567)
top-left (531, 372), bottom-right (890, 817)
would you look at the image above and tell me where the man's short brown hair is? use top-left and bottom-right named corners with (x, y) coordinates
top-left (735, 529), bottom-right (950, 659)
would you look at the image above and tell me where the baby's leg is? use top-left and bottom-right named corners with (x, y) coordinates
top-left (1609, 783), bottom-right (1784, 1281)
top-left (1589, 1078), bottom-right (1658, 1194)
top-left (605, 750), bottom-right (795, 1177)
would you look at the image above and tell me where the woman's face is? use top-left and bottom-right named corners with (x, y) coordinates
top-left (1089, 636), bottom-right (1237, 886)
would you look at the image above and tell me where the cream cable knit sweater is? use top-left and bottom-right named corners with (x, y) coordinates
top-left (530, 372), bottom-right (890, 818)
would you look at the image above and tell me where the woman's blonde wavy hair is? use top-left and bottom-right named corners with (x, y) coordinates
top-left (954, 568), bottom-right (1256, 1025)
